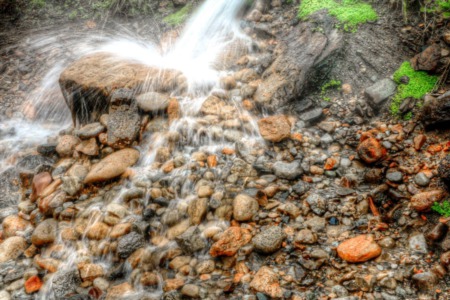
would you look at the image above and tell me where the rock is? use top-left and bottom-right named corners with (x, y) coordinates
top-left (86, 222), bottom-right (110, 240)
top-left (79, 263), bottom-right (104, 281)
top-left (74, 122), bottom-right (105, 139)
top-left (306, 193), bottom-right (327, 216)
top-left (59, 52), bottom-right (186, 124)
top-left (0, 237), bottom-right (27, 263)
top-left (181, 284), bottom-right (200, 298)
top-left (337, 235), bottom-right (382, 263)
top-left (188, 197), bottom-right (208, 225)
top-left (294, 229), bottom-right (318, 245)
top-left (51, 268), bottom-right (81, 298)
top-left (105, 282), bottom-right (134, 300)
top-left (411, 190), bottom-right (446, 212)
top-left (357, 138), bottom-right (386, 164)
top-left (84, 148), bottom-right (140, 183)
top-left (273, 160), bottom-right (303, 180)
top-left (136, 92), bottom-right (170, 112)
top-left (24, 275), bottom-right (42, 294)
top-left (420, 91), bottom-right (450, 128)
top-left (210, 227), bottom-right (252, 257)
top-left (252, 226), bottom-right (286, 254)
top-left (2, 215), bottom-right (30, 238)
top-left (299, 108), bottom-right (323, 124)
top-left (253, 15), bottom-right (342, 111)
top-left (413, 134), bottom-right (427, 150)
top-left (386, 171), bottom-right (403, 183)
top-left (195, 260), bottom-right (215, 274)
top-left (250, 266), bottom-right (283, 298)
top-left (365, 79), bottom-right (397, 107)
top-left (56, 135), bottom-right (81, 157)
top-left (117, 232), bottom-right (145, 258)
top-left (0, 168), bottom-right (20, 210)
top-left (257, 115), bottom-right (291, 142)
top-left (409, 234), bottom-right (428, 254)
top-left (167, 98), bottom-right (180, 123)
top-left (438, 155), bottom-right (450, 186)
top-left (31, 172), bottom-right (52, 201)
top-left (411, 44), bottom-right (441, 72)
top-left (414, 172), bottom-right (430, 187)
top-left (412, 272), bottom-right (437, 291)
top-left (31, 219), bottom-right (57, 247)
top-left (175, 226), bottom-right (207, 254)
top-left (75, 138), bottom-right (99, 156)
top-left (233, 194), bottom-right (259, 221)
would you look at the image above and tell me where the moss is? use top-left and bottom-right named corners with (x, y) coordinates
top-left (432, 200), bottom-right (450, 217)
top-left (298, 0), bottom-right (377, 31)
top-left (163, 4), bottom-right (192, 26)
top-left (321, 79), bottom-right (341, 101)
top-left (390, 62), bottom-right (438, 116)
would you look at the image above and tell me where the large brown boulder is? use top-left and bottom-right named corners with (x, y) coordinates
top-left (59, 52), bottom-right (187, 125)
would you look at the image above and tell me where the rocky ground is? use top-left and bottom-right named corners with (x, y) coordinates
top-left (1, 0), bottom-right (450, 300)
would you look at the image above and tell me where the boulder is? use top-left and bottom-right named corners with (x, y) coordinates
top-left (84, 148), bottom-right (140, 183)
top-left (59, 52), bottom-right (187, 125)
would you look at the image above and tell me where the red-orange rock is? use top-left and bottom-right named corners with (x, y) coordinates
top-left (250, 266), bottom-right (283, 298)
top-left (167, 98), bottom-right (180, 124)
top-left (207, 155), bottom-right (217, 168)
top-left (414, 134), bottom-right (427, 151)
top-left (31, 172), bottom-right (52, 201)
top-left (258, 115), bottom-right (291, 143)
top-left (210, 227), bottom-right (252, 257)
top-left (25, 276), bottom-right (42, 294)
top-left (86, 222), bottom-right (110, 240)
top-left (411, 190), bottom-right (446, 212)
top-left (324, 157), bottom-right (337, 170)
top-left (357, 138), bottom-right (386, 164)
top-left (337, 235), bottom-right (382, 263)
top-left (34, 255), bottom-right (60, 273)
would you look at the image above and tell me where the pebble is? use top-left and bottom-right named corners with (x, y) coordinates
top-left (233, 194), bottom-right (259, 221)
top-left (414, 172), bottom-right (430, 187)
top-left (337, 235), bottom-right (382, 263)
top-left (409, 234), bottom-right (428, 254)
top-left (386, 171), bottom-right (403, 183)
top-left (252, 226), bottom-right (286, 254)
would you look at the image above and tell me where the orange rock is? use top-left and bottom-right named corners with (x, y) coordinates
top-left (25, 275), bottom-right (42, 294)
top-left (162, 160), bottom-right (174, 173)
top-left (250, 266), bottom-right (283, 298)
top-left (258, 115), bottom-right (291, 143)
top-left (428, 144), bottom-right (443, 154)
top-left (414, 134), bottom-right (427, 151)
top-left (79, 263), bottom-right (104, 281)
top-left (167, 98), bottom-right (180, 124)
top-left (163, 278), bottom-right (185, 292)
top-left (110, 223), bottom-right (132, 239)
top-left (291, 133), bottom-right (302, 142)
top-left (222, 148), bottom-right (235, 155)
top-left (337, 235), bottom-right (382, 263)
top-left (242, 99), bottom-right (254, 110)
top-left (105, 282), bottom-right (134, 300)
top-left (210, 227), bottom-right (252, 257)
top-left (31, 172), bottom-right (52, 201)
top-left (324, 157), bottom-right (337, 170)
top-left (34, 255), bottom-right (60, 273)
top-left (2, 215), bottom-right (30, 238)
top-left (141, 272), bottom-right (159, 286)
top-left (207, 155), bottom-right (217, 168)
top-left (86, 222), bottom-right (110, 240)
top-left (411, 190), bottom-right (446, 212)
top-left (357, 138), bottom-right (386, 164)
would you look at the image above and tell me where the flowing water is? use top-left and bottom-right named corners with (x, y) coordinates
top-left (3, 0), bottom-right (267, 298)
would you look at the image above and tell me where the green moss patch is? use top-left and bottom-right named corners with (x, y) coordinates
top-left (432, 200), bottom-right (450, 217)
top-left (321, 79), bottom-right (341, 101)
top-left (390, 62), bottom-right (438, 116)
top-left (298, 0), bottom-right (378, 31)
top-left (163, 4), bottom-right (192, 26)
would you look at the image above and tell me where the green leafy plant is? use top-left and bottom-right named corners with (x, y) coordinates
top-left (163, 4), bottom-right (192, 26)
top-left (298, 0), bottom-right (378, 31)
top-left (390, 61), bottom-right (438, 117)
top-left (321, 79), bottom-right (341, 101)
top-left (432, 200), bottom-right (450, 217)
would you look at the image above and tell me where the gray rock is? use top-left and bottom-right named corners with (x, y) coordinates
top-left (412, 271), bottom-right (437, 290)
top-left (51, 268), bottom-right (81, 298)
top-left (136, 92), bottom-right (170, 112)
top-left (74, 122), bottom-right (105, 139)
top-left (252, 226), bottom-right (286, 254)
top-left (295, 229), bottom-right (317, 244)
top-left (292, 180), bottom-right (309, 195)
top-left (409, 234), bottom-right (427, 254)
top-left (414, 172), bottom-right (430, 187)
top-left (61, 176), bottom-right (82, 196)
top-left (175, 226), bottom-right (207, 254)
top-left (0, 168), bottom-right (19, 209)
top-left (31, 219), bottom-right (57, 247)
top-left (16, 155), bottom-right (54, 173)
top-left (438, 155), bottom-right (450, 186)
top-left (273, 160), bottom-right (303, 180)
top-left (365, 78), bottom-right (397, 107)
top-left (108, 89), bottom-right (141, 149)
top-left (299, 108), bottom-right (323, 124)
top-left (117, 232), bottom-right (145, 258)
top-left (306, 193), bottom-right (327, 216)
top-left (386, 171), bottom-right (403, 183)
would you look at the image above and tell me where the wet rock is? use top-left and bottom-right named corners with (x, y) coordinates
top-left (0, 168), bottom-right (20, 210)
top-left (56, 135), bottom-right (81, 157)
top-left (181, 284), bottom-right (200, 298)
top-left (233, 194), bottom-right (259, 222)
top-left (294, 229), bottom-right (318, 245)
top-left (409, 234), bottom-right (428, 254)
top-left (357, 138), bottom-right (386, 164)
top-left (51, 267), bottom-right (81, 298)
top-left (74, 122), bottom-right (105, 139)
top-left (196, 260), bottom-right (215, 274)
top-left (411, 190), bottom-right (446, 212)
top-left (107, 89), bottom-right (141, 149)
top-left (438, 155), bottom-right (450, 186)
top-left (250, 266), bottom-right (283, 298)
top-left (0, 237), bottom-right (27, 263)
top-left (210, 227), bottom-right (252, 257)
top-left (2, 215), bottom-right (30, 238)
top-left (273, 160), bottom-right (303, 180)
top-left (136, 92), bottom-right (170, 112)
top-left (176, 226), bottom-right (207, 254)
top-left (84, 148), bottom-right (140, 183)
top-left (299, 108), bottom-right (323, 124)
top-left (24, 275), bottom-right (42, 294)
top-left (412, 271), bottom-right (437, 291)
top-left (188, 197), bottom-right (208, 225)
top-left (365, 78), bottom-right (397, 107)
top-left (105, 282), bottom-right (134, 300)
top-left (337, 235), bottom-right (382, 263)
top-left (86, 222), bottom-right (110, 240)
top-left (75, 138), bottom-right (98, 156)
top-left (117, 232), bottom-right (144, 258)
top-left (252, 226), bottom-right (286, 254)
top-left (414, 172), bottom-right (430, 187)
top-left (79, 263), bottom-right (104, 282)
top-left (411, 44), bottom-right (441, 72)
top-left (257, 115), bottom-right (291, 142)
top-left (306, 193), bottom-right (327, 216)
top-left (31, 219), bottom-right (57, 247)
top-left (59, 52), bottom-right (186, 124)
